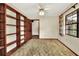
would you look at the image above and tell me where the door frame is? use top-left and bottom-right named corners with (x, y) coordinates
top-left (31, 19), bottom-right (40, 38)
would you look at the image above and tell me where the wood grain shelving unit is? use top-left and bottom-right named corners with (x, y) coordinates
top-left (59, 15), bottom-right (64, 36)
top-left (0, 3), bottom-right (32, 56)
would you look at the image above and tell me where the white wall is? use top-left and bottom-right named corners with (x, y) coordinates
top-left (59, 4), bottom-right (79, 55)
top-left (32, 21), bottom-right (39, 35)
top-left (39, 16), bottom-right (59, 38)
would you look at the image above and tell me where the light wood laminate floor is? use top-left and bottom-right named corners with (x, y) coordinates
top-left (11, 39), bottom-right (76, 56)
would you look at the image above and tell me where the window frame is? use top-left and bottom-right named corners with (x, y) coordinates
top-left (65, 8), bottom-right (79, 37)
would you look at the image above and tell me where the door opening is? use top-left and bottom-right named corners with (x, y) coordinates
top-left (32, 19), bottom-right (39, 39)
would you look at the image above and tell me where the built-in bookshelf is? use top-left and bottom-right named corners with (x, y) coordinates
top-left (6, 7), bottom-right (17, 55)
top-left (59, 15), bottom-right (64, 36)
top-left (20, 15), bottom-right (25, 45)
top-left (0, 3), bottom-right (32, 56)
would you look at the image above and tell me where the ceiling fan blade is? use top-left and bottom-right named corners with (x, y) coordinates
top-left (44, 8), bottom-right (51, 11)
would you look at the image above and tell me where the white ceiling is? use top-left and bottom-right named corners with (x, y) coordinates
top-left (8, 3), bottom-right (74, 19)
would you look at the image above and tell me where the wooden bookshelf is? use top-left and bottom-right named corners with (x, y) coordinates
top-left (59, 15), bottom-right (64, 36)
top-left (0, 3), bottom-right (32, 56)
top-left (20, 15), bottom-right (25, 45)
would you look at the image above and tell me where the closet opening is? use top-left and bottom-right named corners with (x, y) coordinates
top-left (32, 19), bottom-right (39, 39)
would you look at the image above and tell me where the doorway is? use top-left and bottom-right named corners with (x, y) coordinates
top-left (32, 19), bottom-right (39, 39)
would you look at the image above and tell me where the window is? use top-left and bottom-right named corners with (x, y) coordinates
top-left (65, 9), bottom-right (79, 37)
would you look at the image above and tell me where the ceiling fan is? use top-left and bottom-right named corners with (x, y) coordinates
top-left (38, 4), bottom-right (50, 16)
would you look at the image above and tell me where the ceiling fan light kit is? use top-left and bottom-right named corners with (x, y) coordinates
top-left (39, 9), bottom-right (45, 16)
